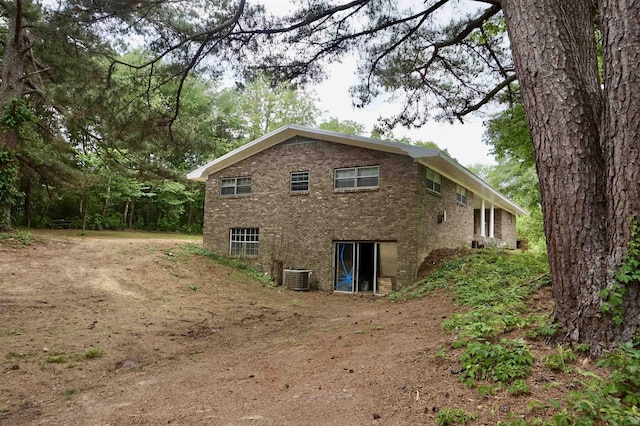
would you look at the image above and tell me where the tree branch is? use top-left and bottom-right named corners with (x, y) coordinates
top-left (454, 74), bottom-right (517, 120)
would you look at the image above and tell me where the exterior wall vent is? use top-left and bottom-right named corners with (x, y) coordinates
top-left (283, 269), bottom-right (311, 291)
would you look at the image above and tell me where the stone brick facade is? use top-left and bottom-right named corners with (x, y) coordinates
top-left (202, 137), bottom-right (516, 291)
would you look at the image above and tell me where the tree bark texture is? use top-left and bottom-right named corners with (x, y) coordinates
top-left (503, 0), bottom-right (640, 353)
top-left (601, 0), bottom-right (640, 343)
top-left (0, 1), bottom-right (29, 230)
top-left (0, 2), bottom-right (28, 115)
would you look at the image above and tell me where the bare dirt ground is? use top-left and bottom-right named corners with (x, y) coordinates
top-left (0, 233), bottom-right (586, 425)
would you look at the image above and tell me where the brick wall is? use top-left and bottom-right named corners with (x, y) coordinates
top-left (415, 164), bottom-right (476, 266)
top-left (203, 139), bottom-right (485, 290)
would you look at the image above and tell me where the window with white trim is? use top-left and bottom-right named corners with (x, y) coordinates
top-left (334, 166), bottom-right (379, 189)
top-left (221, 177), bottom-right (251, 196)
top-left (456, 184), bottom-right (468, 205)
top-left (290, 171), bottom-right (309, 192)
top-left (426, 168), bottom-right (442, 194)
top-left (229, 228), bottom-right (259, 256)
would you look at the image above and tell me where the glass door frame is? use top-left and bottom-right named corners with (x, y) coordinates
top-left (333, 241), bottom-right (378, 294)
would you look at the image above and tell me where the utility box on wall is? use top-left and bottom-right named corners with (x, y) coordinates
top-left (283, 269), bottom-right (312, 291)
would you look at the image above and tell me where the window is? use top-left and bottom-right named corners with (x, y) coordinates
top-left (221, 177), bottom-right (251, 196)
top-left (456, 184), bottom-right (468, 205)
top-left (290, 171), bottom-right (309, 192)
top-left (230, 228), bottom-right (259, 256)
top-left (426, 168), bottom-right (442, 194)
top-left (334, 166), bottom-right (379, 189)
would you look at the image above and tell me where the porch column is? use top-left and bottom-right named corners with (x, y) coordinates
top-left (480, 199), bottom-right (486, 237)
top-left (489, 203), bottom-right (495, 239)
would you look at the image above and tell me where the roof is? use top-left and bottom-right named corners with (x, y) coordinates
top-left (187, 124), bottom-right (527, 216)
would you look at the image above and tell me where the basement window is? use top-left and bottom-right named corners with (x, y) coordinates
top-left (334, 166), bottom-right (379, 190)
top-left (221, 177), bottom-right (251, 196)
top-left (229, 228), bottom-right (259, 257)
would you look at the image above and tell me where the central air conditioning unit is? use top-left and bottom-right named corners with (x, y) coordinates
top-left (283, 269), bottom-right (311, 291)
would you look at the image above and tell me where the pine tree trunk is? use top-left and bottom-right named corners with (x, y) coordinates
top-left (128, 197), bottom-right (135, 230)
top-left (503, 0), bottom-right (640, 353)
top-left (0, 1), bottom-right (30, 231)
top-left (601, 0), bottom-right (640, 343)
top-left (24, 178), bottom-right (31, 228)
top-left (123, 202), bottom-right (129, 228)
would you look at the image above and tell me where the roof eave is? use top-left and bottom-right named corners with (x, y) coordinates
top-left (418, 153), bottom-right (528, 217)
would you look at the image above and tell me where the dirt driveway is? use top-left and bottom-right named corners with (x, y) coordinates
top-left (1, 235), bottom-right (555, 425)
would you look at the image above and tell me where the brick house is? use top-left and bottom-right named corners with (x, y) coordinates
top-left (188, 125), bottom-right (526, 294)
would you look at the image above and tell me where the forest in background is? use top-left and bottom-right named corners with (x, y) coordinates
top-left (7, 72), bottom-right (371, 233)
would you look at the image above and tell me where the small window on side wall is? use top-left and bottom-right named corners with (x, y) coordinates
top-left (290, 171), bottom-right (309, 192)
top-left (221, 177), bottom-right (251, 196)
top-left (426, 168), bottom-right (442, 194)
top-left (456, 184), bottom-right (468, 205)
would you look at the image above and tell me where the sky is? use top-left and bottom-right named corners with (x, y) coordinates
top-left (259, 0), bottom-right (496, 167)
top-left (310, 55), bottom-right (494, 166)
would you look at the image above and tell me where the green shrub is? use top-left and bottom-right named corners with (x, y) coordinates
top-left (562, 342), bottom-right (640, 425)
top-left (508, 379), bottom-right (531, 396)
top-left (543, 345), bottom-right (577, 373)
top-left (435, 408), bottom-right (477, 426)
top-left (459, 339), bottom-right (534, 387)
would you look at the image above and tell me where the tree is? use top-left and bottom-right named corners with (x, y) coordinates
top-left (318, 118), bottom-right (365, 135)
top-left (500, 0), bottom-right (640, 352)
top-left (211, 74), bottom-right (322, 146)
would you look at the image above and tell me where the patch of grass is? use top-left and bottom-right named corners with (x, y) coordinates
top-left (543, 345), bottom-right (577, 373)
top-left (44, 229), bottom-right (203, 240)
top-left (187, 284), bottom-right (199, 292)
top-left (477, 384), bottom-right (499, 396)
top-left (0, 230), bottom-right (37, 247)
top-left (443, 305), bottom-right (535, 341)
top-left (46, 355), bottom-right (67, 364)
top-left (390, 251), bottom-right (549, 302)
top-left (429, 346), bottom-right (449, 360)
top-left (151, 294), bottom-right (168, 301)
top-left (435, 407), bottom-right (477, 425)
top-left (559, 342), bottom-right (640, 425)
top-left (524, 318), bottom-right (558, 340)
top-left (83, 348), bottom-right (103, 359)
top-left (508, 379), bottom-right (531, 396)
top-left (459, 339), bottom-right (534, 387)
top-left (61, 388), bottom-right (75, 399)
top-left (181, 244), bottom-right (272, 285)
top-left (6, 351), bottom-right (31, 362)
